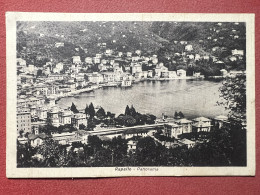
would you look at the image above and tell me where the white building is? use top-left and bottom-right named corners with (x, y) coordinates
top-left (185, 44), bottom-right (193, 51)
top-left (177, 69), bottom-right (186, 78)
top-left (85, 57), bottom-right (93, 64)
top-left (72, 56), bottom-right (81, 64)
top-left (232, 49), bottom-right (244, 56)
top-left (192, 117), bottom-right (212, 132)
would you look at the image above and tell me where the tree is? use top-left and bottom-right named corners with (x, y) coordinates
top-left (129, 105), bottom-right (137, 117)
top-left (88, 102), bottom-right (95, 118)
top-left (174, 111), bottom-right (179, 119)
top-left (37, 138), bottom-right (66, 167)
top-left (79, 124), bottom-right (86, 130)
top-left (71, 102), bottom-right (79, 113)
top-left (218, 74), bottom-right (246, 120)
top-left (19, 130), bottom-right (24, 138)
top-left (125, 105), bottom-right (130, 115)
top-left (136, 137), bottom-right (164, 166)
top-left (178, 111), bottom-right (185, 119)
top-left (96, 107), bottom-right (106, 119)
top-left (85, 104), bottom-right (89, 117)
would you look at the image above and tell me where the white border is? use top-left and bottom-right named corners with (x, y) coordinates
top-left (6, 12), bottom-right (255, 178)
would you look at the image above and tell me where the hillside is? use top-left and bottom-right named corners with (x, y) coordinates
top-left (17, 21), bottom-right (246, 66)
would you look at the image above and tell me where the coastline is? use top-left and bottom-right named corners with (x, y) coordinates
top-left (53, 76), bottom-right (205, 102)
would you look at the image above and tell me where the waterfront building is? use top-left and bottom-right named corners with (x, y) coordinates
top-left (142, 71), bottom-right (148, 79)
top-left (147, 70), bottom-right (153, 78)
top-left (88, 72), bottom-right (104, 84)
top-left (52, 132), bottom-right (77, 145)
top-left (121, 80), bottom-right (132, 87)
top-left (177, 69), bottom-right (186, 78)
top-left (102, 72), bottom-right (116, 83)
top-left (46, 74), bottom-right (65, 82)
top-left (132, 64), bottom-right (142, 74)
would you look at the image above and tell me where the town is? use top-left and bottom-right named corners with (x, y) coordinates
top-left (16, 21), bottom-right (247, 167)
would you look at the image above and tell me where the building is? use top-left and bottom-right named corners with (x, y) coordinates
top-left (55, 42), bottom-right (64, 48)
top-left (185, 44), bottom-right (193, 51)
top-left (28, 133), bottom-right (48, 147)
top-left (93, 57), bottom-right (101, 64)
top-left (72, 113), bottom-right (87, 129)
top-left (121, 80), bottom-right (132, 87)
top-left (169, 71), bottom-right (177, 78)
top-left (47, 107), bottom-right (60, 127)
top-left (127, 139), bottom-right (138, 152)
top-left (37, 106), bottom-right (48, 120)
top-left (132, 64), bottom-right (142, 74)
top-left (178, 138), bottom-right (195, 148)
top-left (232, 49), bottom-right (244, 56)
top-left (163, 123), bottom-right (182, 138)
top-left (72, 56), bottom-right (81, 64)
top-left (17, 108), bottom-right (31, 135)
top-left (59, 110), bottom-right (73, 125)
top-left (102, 72), bottom-right (116, 83)
top-left (220, 69), bottom-right (228, 77)
top-left (214, 115), bottom-right (228, 129)
top-left (175, 118), bottom-right (193, 134)
top-left (192, 117), bottom-right (212, 132)
top-left (177, 69), bottom-right (186, 78)
top-left (85, 57), bottom-right (93, 64)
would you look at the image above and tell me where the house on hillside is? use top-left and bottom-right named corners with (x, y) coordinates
top-left (192, 117), bottom-right (212, 132)
top-left (28, 133), bottom-right (49, 147)
top-left (175, 118), bottom-right (193, 134)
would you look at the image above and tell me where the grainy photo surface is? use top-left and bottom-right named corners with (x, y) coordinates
top-left (6, 13), bottom-right (255, 177)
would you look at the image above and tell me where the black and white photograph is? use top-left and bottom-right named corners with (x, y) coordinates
top-left (6, 13), bottom-right (255, 177)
